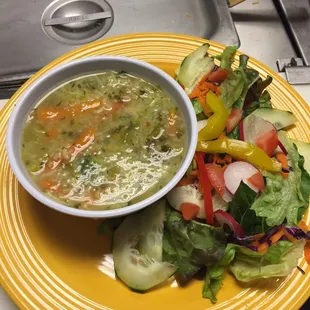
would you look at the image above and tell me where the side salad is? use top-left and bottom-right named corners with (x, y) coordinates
top-left (99, 44), bottom-right (310, 303)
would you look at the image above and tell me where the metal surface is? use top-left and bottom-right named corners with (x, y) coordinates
top-left (44, 11), bottom-right (112, 27)
top-left (285, 66), bottom-right (310, 85)
top-left (230, 0), bottom-right (297, 74)
top-left (0, 0), bottom-right (239, 98)
top-left (274, 0), bottom-right (310, 85)
top-left (276, 0), bottom-right (310, 66)
top-left (276, 57), bottom-right (310, 84)
top-left (42, 0), bottom-right (114, 45)
top-left (277, 57), bottom-right (304, 72)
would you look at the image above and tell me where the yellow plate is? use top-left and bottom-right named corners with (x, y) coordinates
top-left (0, 33), bottom-right (309, 310)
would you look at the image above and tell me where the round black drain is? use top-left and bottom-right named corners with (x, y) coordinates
top-left (41, 0), bottom-right (114, 45)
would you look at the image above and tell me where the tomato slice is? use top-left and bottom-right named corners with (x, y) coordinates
top-left (255, 129), bottom-right (278, 156)
top-left (205, 163), bottom-right (225, 196)
top-left (247, 172), bottom-right (265, 192)
top-left (207, 69), bottom-right (229, 83)
top-left (226, 108), bottom-right (243, 133)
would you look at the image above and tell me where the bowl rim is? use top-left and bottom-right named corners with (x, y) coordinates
top-left (6, 55), bottom-right (198, 218)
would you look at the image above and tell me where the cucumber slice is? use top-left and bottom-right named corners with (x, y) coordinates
top-left (112, 199), bottom-right (177, 292)
top-left (251, 108), bottom-right (296, 130)
top-left (176, 44), bottom-right (215, 94)
top-left (291, 139), bottom-right (310, 173)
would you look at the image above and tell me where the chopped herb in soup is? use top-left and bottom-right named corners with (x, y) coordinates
top-left (21, 71), bottom-right (186, 210)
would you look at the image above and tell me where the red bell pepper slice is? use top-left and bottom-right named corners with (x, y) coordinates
top-left (195, 152), bottom-right (214, 226)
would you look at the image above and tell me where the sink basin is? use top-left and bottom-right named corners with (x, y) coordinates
top-left (0, 0), bottom-right (239, 97)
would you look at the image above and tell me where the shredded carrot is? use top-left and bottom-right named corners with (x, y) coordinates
top-left (181, 202), bottom-right (200, 221)
top-left (275, 152), bottom-right (288, 168)
top-left (64, 128), bottom-right (95, 162)
top-left (75, 128), bottom-right (95, 148)
top-left (189, 87), bottom-right (201, 99)
top-left (298, 220), bottom-right (309, 233)
top-left (280, 170), bottom-right (289, 179)
top-left (176, 175), bottom-right (196, 187)
top-left (212, 153), bottom-right (233, 165)
top-left (199, 81), bottom-right (219, 94)
top-left (258, 242), bottom-right (269, 254)
top-left (250, 241), bottom-right (260, 248)
top-left (39, 178), bottom-right (60, 192)
top-left (223, 154), bottom-right (233, 163)
top-left (37, 99), bottom-right (102, 122)
top-left (304, 240), bottom-right (310, 265)
top-left (282, 229), bottom-right (297, 243)
top-left (188, 71), bottom-right (218, 99)
top-left (36, 99), bottom-right (124, 123)
top-left (199, 73), bottom-right (211, 84)
top-left (218, 133), bottom-right (227, 140)
top-left (37, 107), bottom-right (70, 122)
top-left (251, 233), bottom-right (265, 240)
top-left (46, 128), bottom-right (59, 140)
top-left (198, 95), bottom-right (206, 106)
top-left (269, 228), bottom-right (285, 245)
top-left (275, 152), bottom-right (289, 179)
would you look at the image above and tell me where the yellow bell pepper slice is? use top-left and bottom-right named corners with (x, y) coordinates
top-left (197, 139), bottom-right (282, 172)
top-left (198, 91), bottom-right (228, 141)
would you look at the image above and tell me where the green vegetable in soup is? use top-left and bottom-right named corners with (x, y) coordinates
top-left (21, 71), bottom-right (186, 210)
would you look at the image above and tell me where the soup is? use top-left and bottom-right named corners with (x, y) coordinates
top-left (21, 71), bottom-right (186, 210)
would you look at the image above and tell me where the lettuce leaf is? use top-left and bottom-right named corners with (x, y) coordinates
top-left (203, 266), bottom-right (224, 303)
top-left (162, 208), bottom-right (198, 282)
top-left (244, 90), bottom-right (272, 118)
top-left (229, 182), bottom-right (268, 235)
top-left (232, 55), bottom-right (260, 110)
top-left (191, 98), bottom-right (203, 115)
top-left (251, 132), bottom-right (308, 226)
top-left (202, 244), bottom-right (237, 303)
top-left (297, 150), bottom-right (310, 204)
top-left (214, 46), bottom-right (238, 69)
top-left (226, 124), bottom-right (240, 140)
top-left (251, 171), bottom-right (305, 226)
top-left (244, 75), bottom-right (273, 110)
top-left (220, 70), bottom-right (245, 108)
top-left (230, 240), bottom-right (305, 282)
top-left (162, 208), bottom-right (226, 283)
top-left (220, 54), bottom-right (259, 109)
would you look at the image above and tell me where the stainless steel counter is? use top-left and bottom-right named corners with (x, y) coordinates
top-left (0, 1), bottom-right (310, 309)
top-left (231, 0), bottom-right (296, 72)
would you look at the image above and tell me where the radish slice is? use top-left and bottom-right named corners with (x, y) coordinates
top-left (224, 161), bottom-right (260, 194)
top-left (243, 115), bottom-right (279, 156)
top-left (197, 119), bottom-right (208, 132)
top-left (239, 119), bottom-right (244, 141)
top-left (278, 139), bottom-right (288, 155)
top-left (166, 185), bottom-right (228, 219)
top-left (222, 188), bottom-right (233, 202)
top-left (243, 114), bottom-right (276, 145)
top-left (214, 210), bottom-right (244, 237)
